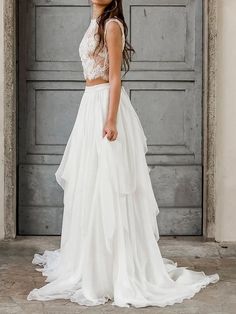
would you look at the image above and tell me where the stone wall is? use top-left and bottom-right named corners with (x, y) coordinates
top-left (203, 0), bottom-right (217, 240)
top-left (0, 0), bottom-right (5, 240)
top-left (0, 0), bottom-right (16, 240)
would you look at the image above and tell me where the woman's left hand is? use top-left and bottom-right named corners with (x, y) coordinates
top-left (103, 119), bottom-right (118, 141)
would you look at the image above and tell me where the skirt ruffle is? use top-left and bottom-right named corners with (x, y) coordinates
top-left (27, 83), bottom-right (219, 308)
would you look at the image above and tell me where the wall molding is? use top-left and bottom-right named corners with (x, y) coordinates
top-left (4, 0), bottom-right (16, 238)
top-left (203, 0), bottom-right (217, 240)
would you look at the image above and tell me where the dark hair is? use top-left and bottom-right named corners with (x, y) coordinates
top-left (93, 0), bottom-right (135, 76)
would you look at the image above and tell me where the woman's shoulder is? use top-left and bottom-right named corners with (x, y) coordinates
top-left (104, 16), bottom-right (125, 43)
top-left (104, 17), bottom-right (125, 50)
top-left (105, 16), bottom-right (124, 33)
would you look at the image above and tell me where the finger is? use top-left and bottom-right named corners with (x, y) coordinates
top-left (107, 131), bottom-right (113, 141)
top-left (111, 133), bottom-right (116, 141)
top-left (112, 133), bottom-right (118, 141)
top-left (112, 132), bottom-right (118, 141)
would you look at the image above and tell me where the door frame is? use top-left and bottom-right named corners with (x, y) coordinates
top-left (2, 0), bottom-right (217, 240)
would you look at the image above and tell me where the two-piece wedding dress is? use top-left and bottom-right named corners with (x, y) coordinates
top-left (27, 17), bottom-right (219, 308)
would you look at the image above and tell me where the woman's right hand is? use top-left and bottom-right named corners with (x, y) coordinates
top-left (103, 119), bottom-right (118, 141)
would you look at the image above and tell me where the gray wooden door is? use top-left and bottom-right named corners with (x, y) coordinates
top-left (18, 0), bottom-right (203, 235)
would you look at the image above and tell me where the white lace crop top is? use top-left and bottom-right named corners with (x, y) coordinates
top-left (79, 17), bottom-right (125, 81)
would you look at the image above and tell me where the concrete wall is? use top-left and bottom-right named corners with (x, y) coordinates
top-left (0, 0), bottom-right (5, 239)
top-left (215, 0), bottom-right (236, 241)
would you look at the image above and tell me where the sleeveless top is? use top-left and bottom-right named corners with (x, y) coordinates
top-left (79, 17), bottom-right (125, 81)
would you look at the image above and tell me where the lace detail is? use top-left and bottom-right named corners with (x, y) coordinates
top-left (79, 17), bottom-right (125, 81)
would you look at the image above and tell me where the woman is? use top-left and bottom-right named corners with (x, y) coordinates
top-left (27, 0), bottom-right (219, 308)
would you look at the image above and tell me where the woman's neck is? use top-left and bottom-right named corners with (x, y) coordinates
top-left (92, 4), bottom-right (105, 20)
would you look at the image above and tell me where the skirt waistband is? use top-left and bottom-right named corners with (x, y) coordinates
top-left (85, 82), bottom-right (110, 92)
top-left (84, 82), bottom-right (125, 93)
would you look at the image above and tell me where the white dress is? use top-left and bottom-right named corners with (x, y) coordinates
top-left (27, 17), bottom-right (219, 308)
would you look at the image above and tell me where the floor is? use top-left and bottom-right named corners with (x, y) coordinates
top-left (0, 236), bottom-right (235, 314)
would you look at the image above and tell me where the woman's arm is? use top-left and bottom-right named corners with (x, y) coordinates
top-left (103, 21), bottom-right (123, 141)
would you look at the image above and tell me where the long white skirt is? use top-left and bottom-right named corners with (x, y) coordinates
top-left (27, 82), bottom-right (219, 308)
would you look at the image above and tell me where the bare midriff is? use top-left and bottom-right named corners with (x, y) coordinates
top-left (85, 77), bottom-right (109, 86)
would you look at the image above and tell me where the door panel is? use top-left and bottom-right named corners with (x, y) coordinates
top-left (18, 0), bottom-right (202, 235)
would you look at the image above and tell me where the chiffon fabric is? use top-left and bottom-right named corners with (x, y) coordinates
top-left (27, 83), bottom-right (219, 308)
